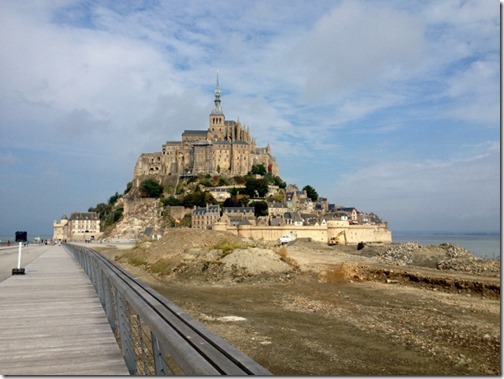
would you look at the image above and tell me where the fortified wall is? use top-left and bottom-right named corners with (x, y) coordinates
top-left (213, 220), bottom-right (392, 244)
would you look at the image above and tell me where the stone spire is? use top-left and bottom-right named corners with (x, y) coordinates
top-left (211, 71), bottom-right (223, 115)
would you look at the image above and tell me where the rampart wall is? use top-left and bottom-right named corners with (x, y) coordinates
top-left (213, 220), bottom-right (392, 244)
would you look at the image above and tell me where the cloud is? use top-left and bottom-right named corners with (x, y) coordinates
top-left (441, 57), bottom-right (499, 123)
top-left (0, 0), bottom-right (499, 236)
top-left (287, 1), bottom-right (425, 102)
top-left (330, 141), bottom-right (500, 232)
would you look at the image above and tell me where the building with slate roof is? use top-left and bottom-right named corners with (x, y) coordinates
top-left (192, 204), bottom-right (221, 230)
top-left (53, 212), bottom-right (101, 241)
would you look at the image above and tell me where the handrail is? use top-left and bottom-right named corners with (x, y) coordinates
top-left (64, 243), bottom-right (271, 376)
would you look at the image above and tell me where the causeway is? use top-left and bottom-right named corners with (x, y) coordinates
top-left (0, 245), bottom-right (129, 375)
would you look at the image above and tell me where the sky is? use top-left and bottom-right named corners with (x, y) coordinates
top-left (0, 0), bottom-right (500, 237)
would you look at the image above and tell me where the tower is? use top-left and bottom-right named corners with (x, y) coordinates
top-left (209, 71), bottom-right (225, 140)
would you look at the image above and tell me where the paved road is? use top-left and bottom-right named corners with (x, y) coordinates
top-left (0, 244), bottom-right (50, 283)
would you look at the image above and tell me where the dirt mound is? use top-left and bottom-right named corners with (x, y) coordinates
top-left (116, 228), bottom-right (296, 283)
top-left (221, 248), bottom-right (292, 275)
top-left (318, 263), bottom-right (366, 283)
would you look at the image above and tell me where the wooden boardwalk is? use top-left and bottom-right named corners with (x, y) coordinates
top-left (0, 245), bottom-right (129, 375)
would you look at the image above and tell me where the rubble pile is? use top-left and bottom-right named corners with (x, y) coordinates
top-left (374, 242), bottom-right (500, 275)
top-left (436, 243), bottom-right (500, 274)
top-left (439, 243), bottom-right (475, 259)
top-left (376, 242), bottom-right (420, 266)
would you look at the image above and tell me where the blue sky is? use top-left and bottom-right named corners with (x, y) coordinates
top-left (0, 0), bottom-right (500, 237)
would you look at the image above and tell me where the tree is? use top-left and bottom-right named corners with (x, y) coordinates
top-left (250, 200), bottom-right (268, 217)
top-left (124, 182), bottom-right (132, 194)
top-left (161, 196), bottom-right (182, 206)
top-left (89, 203), bottom-right (111, 221)
top-left (105, 207), bottom-right (123, 226)
top-left (303, 185), bottom-right (319, 202)
top-left (249, 164), bottom-right (266, 176)
top-left (244, 177), bottom-right (269, 198)
top-left (273, 176), bottom-right (287, 189)
top-left (108, 192), bottom-right (120, 205)
top-left (182, 191), bottom-right (216, 208)
top-left (140, 178), bottom-right (163, 198)
top-left (223, 197), bottom-right (241, 207)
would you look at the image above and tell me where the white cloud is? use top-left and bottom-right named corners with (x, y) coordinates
top-left (287, 1), bottom-right (425, 102)
top-left (0, 0), bottom-right (499, 235)
top-left (441, 57), bottom-right (499, 123)
top-left (330, 142), bottom-right (500, 232)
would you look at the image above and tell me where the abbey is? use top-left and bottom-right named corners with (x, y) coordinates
top-left (133, 75), bottom-right (279, 181)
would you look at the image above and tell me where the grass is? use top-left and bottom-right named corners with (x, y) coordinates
top-left (117, 249), bottom-right (149, 267)
top-left (149, 260), bottom-right (172, 275)
top-left (212, 239), bottom-right (248, 257)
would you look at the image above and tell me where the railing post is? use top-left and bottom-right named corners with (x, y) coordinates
top-left (103, 278), bottom-right (116, 331)
top-left (152, 332), bottom-right (170, 375)
top-left (116, 291), bottom-right (137, 375)
top-left (136, 314), bottom-right (150, 375)
top-left (96, 266), bottom-right (105, 307)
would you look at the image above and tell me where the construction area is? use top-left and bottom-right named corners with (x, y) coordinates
top-left (92, 228), bottom-right (500, 375)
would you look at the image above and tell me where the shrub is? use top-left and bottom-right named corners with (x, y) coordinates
top-left (140, 178), bottom-right (163, 198)
top-left (149, 260), bottom-right (172, 275)
top-left (213, 239), bottom-right (247, 256)
top-left (162, 196), bottom-right (181, 206)
top-left (274, 247), bottom-right (299, 269)
top-left (125, 252), bottom-right (148, 267)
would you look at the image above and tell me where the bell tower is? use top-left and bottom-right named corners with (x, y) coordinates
top-left (209, 71), bottom-right (225, 140)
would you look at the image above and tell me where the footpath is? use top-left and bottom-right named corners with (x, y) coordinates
top-left (0, 245), bottom-right (128, 375)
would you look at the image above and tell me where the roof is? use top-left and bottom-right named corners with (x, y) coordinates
top-left (207, 188), bottom-right (229, 192)
top-left (223, 207), bottom-right (254, 214)
top-left (268, 202), bottom-right (286, 208)
top-left (213, 140), bottom-right (249, 145)
top-left (69, 212), bottom-right (99, 221)
top-left (339, 207), bottom-right (358, 212)
top-left (269, 218), bottom-right (283, 226)
top-left (192, 205), bottom-right (220, 215)
top-left (183, 130), bottom-right (207, 135)
top-left (284, 212), bottom-right (303, 222)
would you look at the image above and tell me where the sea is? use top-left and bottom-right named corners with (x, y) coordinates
top-left (392, 232), bottom-right (501, 260)
top-left (0, 235), bottom-right (53, 245)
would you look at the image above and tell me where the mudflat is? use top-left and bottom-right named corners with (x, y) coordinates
top-left (91, 229), bottom-right (500, 375)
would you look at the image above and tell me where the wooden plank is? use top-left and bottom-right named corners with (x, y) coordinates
top-left (0, 246), bottom-right (129, 376)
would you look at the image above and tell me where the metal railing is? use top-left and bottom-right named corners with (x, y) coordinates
top-left (64, 244), bottom-right (271, 376)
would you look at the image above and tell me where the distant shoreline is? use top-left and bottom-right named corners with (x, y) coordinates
top-left (393, 231), bottom-right (500, 237)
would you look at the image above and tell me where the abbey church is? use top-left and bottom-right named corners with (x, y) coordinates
top-left (133, 75), bottom-right (279, 182)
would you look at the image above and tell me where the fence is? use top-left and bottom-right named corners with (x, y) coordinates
top-left (64, 244), bottom-right (271, 375)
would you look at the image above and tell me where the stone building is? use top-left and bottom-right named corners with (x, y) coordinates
top-left (192, 204), bottom-right (221, 230)
top-left (133, 74), bottom-right (279, 185)
top-left (53, 212), bottom-right (101, 241)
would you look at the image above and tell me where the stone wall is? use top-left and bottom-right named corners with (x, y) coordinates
top-left (214, 221), bottom-right (392, 244)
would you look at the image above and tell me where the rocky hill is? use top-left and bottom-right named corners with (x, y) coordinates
top-left (102, 197), bottom-right (170, 241)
